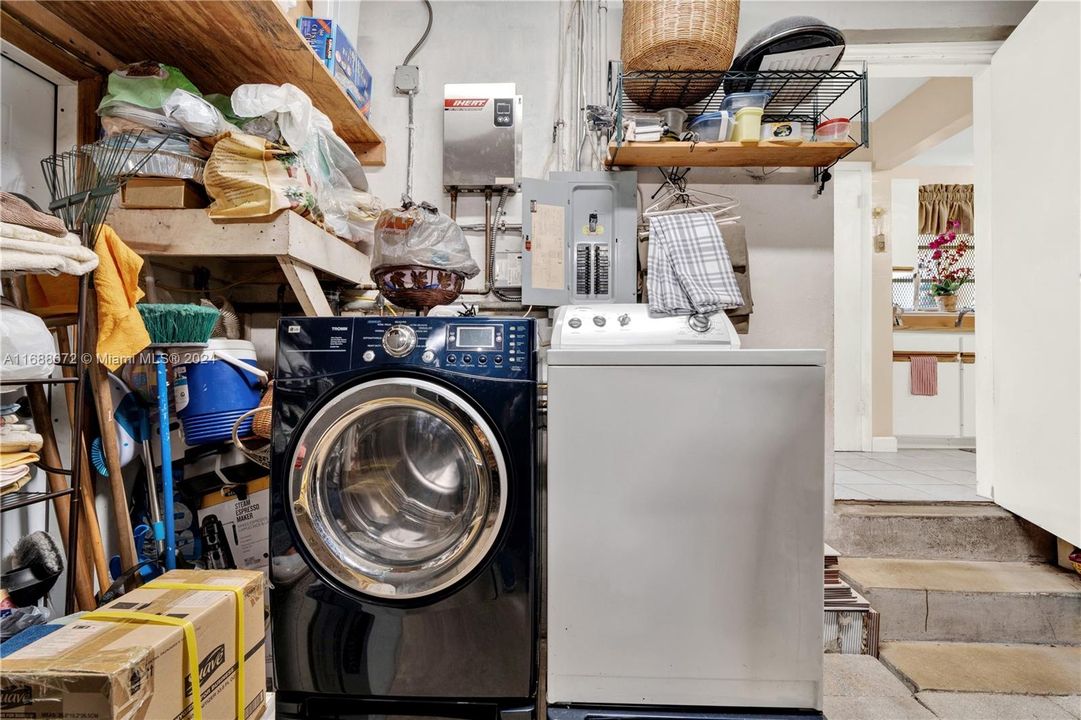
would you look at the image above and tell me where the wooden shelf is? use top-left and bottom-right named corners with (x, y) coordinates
top-left (1, 0), bottom-right (385, 165)
top-left (606, 140), bottom-right (859, 168)
top-left (107, 208), bottom-right (371, 316)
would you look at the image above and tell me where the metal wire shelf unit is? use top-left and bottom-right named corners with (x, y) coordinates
top-left (606, 62), bottom-right (869, 185)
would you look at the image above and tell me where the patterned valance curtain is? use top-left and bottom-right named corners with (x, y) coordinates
top-left (918, 184), bottom-right (974, 235)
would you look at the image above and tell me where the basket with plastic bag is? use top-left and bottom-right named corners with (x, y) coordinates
top-left (371, 202), bottom-right (480, 313)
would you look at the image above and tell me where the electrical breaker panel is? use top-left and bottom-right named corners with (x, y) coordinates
top-left (521, 171), bottom-right (638, 306)
top-left (443, 83), bottom-right (522, 190)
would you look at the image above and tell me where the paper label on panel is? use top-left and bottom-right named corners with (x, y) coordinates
top-left (532, 203), bottom-right (565, 290)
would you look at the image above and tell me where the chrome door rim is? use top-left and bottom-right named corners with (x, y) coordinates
top-left (288, 377), bottom-right (508, 600)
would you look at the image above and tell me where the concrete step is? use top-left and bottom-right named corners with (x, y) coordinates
top-left (880, 641), bottom-right (1081, 696)
top-left (840, 558), bottom-right (1081, 644)
top-left (827, 502), bottom-right (1055, 562)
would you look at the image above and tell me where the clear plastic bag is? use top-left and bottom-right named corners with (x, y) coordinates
top-left (161, 89), bottom-right (240, 138)
top-left (0, 306), bottom-right (56, 385)
top-left (372, 202), bottom-right (480, 278)
top-left (230, 84), bottom-right (368, 240)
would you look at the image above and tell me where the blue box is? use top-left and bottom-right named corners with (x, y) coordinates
top-left (297, 17), bottom-right (372, 118)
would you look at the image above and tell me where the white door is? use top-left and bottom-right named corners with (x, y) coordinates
top-left (979, 0), bottom-right (1081, 545)
top-left (286, 378), bottom-right (509, 600)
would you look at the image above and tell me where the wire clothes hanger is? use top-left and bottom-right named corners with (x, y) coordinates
top-left (639, 168), bottom-right (741, 240)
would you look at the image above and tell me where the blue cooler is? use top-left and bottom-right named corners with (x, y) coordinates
top-left (175, 339), bottom-right (264, 446)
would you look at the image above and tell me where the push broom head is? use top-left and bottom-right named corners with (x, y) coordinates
top-left (137, 303), bottom-right (221, 347)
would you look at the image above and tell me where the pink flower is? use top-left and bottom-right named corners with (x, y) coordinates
top-left (948, 232), bottom-right (956, 241)
top-left (932, 250), bottom-right (943, 259)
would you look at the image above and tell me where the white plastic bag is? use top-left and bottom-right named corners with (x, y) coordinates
top-left (372, 202), bottom-right (480, 278)
top-left (230, 84), bottom-right (369, 240)
top-left (161, 89), bottom-right (240, 137)
top-left (1, 306), bottom-right (56, 387)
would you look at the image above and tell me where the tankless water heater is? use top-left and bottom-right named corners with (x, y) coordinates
top-left (443, 83), bottom-right (522, 190)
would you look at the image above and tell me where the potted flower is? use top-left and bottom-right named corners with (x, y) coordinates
top-left (928, 220), bottom-right (972, 312)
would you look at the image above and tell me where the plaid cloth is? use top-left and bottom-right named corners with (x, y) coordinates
top-left (647, 211), bottom-right (744, 316)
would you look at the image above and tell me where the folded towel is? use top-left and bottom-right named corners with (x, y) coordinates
top-left (647, 211), bottom-right (744, 317)
top-left (0, 451), bottom-right (38, 470)
top-left (0, 468), bottom-right (31, 495)
top-left (0, 428), bottom-right (43, 453)
top-left (910, 355), bottom-right (938, 396)
top-left (93, 225), bottom-right (151, 370)
top-left (0, 192), bottom-right (68, 237)
top-left (0, 222), bottom-right (98, 276)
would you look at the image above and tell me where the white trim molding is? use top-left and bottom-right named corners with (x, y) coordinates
top-left (844, 41), bottom-right (1001, 78)
top-left (871, 436), bottom-right (899, 453)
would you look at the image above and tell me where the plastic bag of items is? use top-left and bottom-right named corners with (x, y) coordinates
top-left (372, 202), bottom-right (480, 278)
top-left (0, 306), bottom-right (56, 389)
top-left (230, 83), bottom-right (368, 241)
top-left (97, 61), bottom-right (200, 135)
top-left (203, 132), bottom-right (323, 224)
top-left (161, 89), bottom-right (241, 138)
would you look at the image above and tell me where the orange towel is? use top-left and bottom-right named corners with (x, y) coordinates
top-left (93, 225), bottom-right (151, 370)
top-left (25, 273), bottom-right (79, 317)
top-left (910, 355), bottom-right (938, 396)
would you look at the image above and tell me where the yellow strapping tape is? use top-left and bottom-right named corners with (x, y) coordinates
top-left (147, 581), bottom-right (246, 720)
top-left (82, 609), bottom-right (203, 720)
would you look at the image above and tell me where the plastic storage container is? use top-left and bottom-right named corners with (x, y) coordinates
top-left (720, 91), bottom-right (772, 114)
top-left (733, 107), bottom-right (764, 143)
top-left (688, 111), bottom-right (732, 141)
top-left (175, 339), bottom-right (264, 446)
top-left (815, 117), bottom-right (851, 142)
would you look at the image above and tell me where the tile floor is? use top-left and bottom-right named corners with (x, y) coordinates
top-left (834, 449), bottom-right (989, 502)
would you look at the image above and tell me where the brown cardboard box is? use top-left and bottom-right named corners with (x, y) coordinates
top-left (120, 178), bottom-right (207, 209)
top-left (1, 569), bottom-right (266, 720)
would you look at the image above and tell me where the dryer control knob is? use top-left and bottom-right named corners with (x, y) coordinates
top-left (382, 325), bottom-right (417, 357)
top-left (362, 350), bottom-right (375, 362)
top-left (592, 315), bottom-right (607, 327)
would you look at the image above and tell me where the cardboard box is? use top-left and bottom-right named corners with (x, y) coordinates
top-left (297, 17), bottom-right (373, 117)
top-left (1, 570), bottom-right (266, 720)
top-left (120, 178), bottom-right (207, 209)
top-left (199, 476), bottom-right (271, 578)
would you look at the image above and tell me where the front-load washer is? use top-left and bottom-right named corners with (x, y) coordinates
top-left (546, 304), bottom-right (825, 719)
top-left (270, 316), bottom-right (537, 720)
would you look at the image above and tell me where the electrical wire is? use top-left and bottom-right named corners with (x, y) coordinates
top-left (403, 0), bottom-right (433, 66)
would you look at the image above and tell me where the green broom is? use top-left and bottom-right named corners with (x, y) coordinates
top-left (136, 303), bottom-right (220, 571)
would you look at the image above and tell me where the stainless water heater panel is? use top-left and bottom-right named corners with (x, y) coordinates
top-left (443, 83), bottom-right (522, 190)
top-left (521, 171), bottom-right (638, 306)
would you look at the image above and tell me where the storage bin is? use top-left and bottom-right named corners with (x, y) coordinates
top-left (816, 117), bottom-right (851, 142)
top-left (733, 107), bottom-right (764, 143)
top-left (689, 111), bottom-right (732, 141)
top-left (720, 91), bottom-right (771, 114)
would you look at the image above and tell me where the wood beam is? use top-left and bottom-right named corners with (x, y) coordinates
top-left (0, 8), bottom-right (98, 80)
top-left (872, 77), bottom-right (973, 171)
top-left (2, 1), bottom-right (121, 71)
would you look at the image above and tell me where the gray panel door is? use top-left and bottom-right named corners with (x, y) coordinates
top-left (521, 177), bottom-right (569, 306)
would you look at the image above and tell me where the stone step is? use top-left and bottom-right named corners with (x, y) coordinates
top-left (880, 641), bottom-right (1081, 696)
top-left (827, 502), bottom-right (1055, 562)
top-left (840, 558), bottom-right (1081, 644)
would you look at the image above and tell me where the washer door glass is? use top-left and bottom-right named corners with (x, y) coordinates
top-left (289, 378), bottom-right (507, 600)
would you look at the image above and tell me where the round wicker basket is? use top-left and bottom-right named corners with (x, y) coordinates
top-left (372, 264), bottom-right (466, 314)
top-left (621, 0), bottom-right (741, 108)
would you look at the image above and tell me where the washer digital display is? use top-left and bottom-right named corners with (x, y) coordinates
top-left (455, 326), bottom-right (496, 348)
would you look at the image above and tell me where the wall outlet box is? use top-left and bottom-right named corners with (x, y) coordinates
top-left (395, 65), bottom-right (420, 93)
top-left (494, 251), bottom-right (523, 289)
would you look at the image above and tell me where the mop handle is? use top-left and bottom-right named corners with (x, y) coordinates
top-left (155, 351), bottom-right (176, 570)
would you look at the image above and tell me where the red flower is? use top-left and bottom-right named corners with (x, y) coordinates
top-left (932, 250), bottom-right (943, 259)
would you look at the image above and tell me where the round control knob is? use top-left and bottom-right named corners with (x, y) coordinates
top-left (381, 325), bottom-right (417, 357)
top-left (568, 317), bottom-right (582, 329)
top-left (593, 315), bottom-right (606, 327)
top-left (618, 313), bottom-right (631, 327)
top-left (421, 350), bottom-right (435, 363)
top-left (361, 350), bottom-right (375, 362)
top-left (688, 314), bottom-right (713, 333)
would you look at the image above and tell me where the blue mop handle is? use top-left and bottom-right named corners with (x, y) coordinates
top-left (155, 350), bottom-right (176, 571)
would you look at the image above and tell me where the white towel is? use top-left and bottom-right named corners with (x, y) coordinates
top-left (0, 221), bottom-right (98, 275)
top-left (647, 211), bottom-right (744, 316)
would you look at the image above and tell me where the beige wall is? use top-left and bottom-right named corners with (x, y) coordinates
top-left (869, 165), bottom-right (975, 438)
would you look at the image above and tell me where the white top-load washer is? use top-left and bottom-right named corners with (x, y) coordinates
top-left (546, 305), bottom-right (825, 718)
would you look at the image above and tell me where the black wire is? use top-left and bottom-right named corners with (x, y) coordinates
top-left (403, 0), bottom-right (434, 66)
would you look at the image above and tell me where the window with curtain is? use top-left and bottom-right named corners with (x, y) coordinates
top-left (892, 184), bottom-right (976, 311)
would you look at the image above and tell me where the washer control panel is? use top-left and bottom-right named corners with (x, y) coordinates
top-left (551, 304), bottom-right (740, 348)
top-left (277, 316), bottom-right (534, 379)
